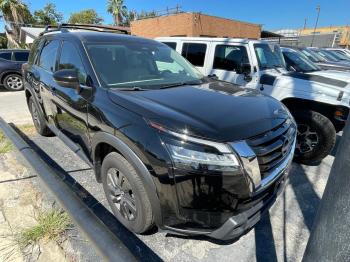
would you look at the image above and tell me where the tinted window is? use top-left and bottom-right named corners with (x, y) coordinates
top-left (14, 52), bottom-right (29, 62)
top-left (58, 41), bottom-right (87, 84)
top-left (0, 52), bottom-right (12, 60)
top-left (163, 42), bottom-right (177, 50)
top-left (181, 43), bottom-right (206, 67)
top-left (213, 45), bottom-right (249, 71)
top-left (39, 40), bottom-right (59, 72)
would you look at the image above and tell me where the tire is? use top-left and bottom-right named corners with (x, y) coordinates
top-left (3, 74), bottom-right (24, 91)
top-left (292, 110), bottom-right (336, 165)
top-left (101, 152), bottom-right (153, 233)
top-left (28, 96), bottom-right (53, 136)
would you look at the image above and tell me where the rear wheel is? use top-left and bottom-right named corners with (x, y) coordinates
top-left (292, 110), bottom-right (336, 165)
top-left (28, 97), bottom-right (53, 136)
top-left (3, 74), bottom-right (23, 91)
top-left (101, 152), bottom-right (153, 233)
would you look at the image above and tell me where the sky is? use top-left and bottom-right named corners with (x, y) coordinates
top-left (3, 0), bottom-right (350, 31)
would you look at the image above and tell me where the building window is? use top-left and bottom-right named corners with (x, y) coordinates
top-left (181, 43), bottom-right (207, 67)
top-left (213, 45), bottom-right (249, 71)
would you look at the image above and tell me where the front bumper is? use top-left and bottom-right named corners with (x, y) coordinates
top-left (164, 139), bottom-right (295, 241)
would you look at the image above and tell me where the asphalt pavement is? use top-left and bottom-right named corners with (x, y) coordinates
top-left (0, 89), bottom-right (337, 262)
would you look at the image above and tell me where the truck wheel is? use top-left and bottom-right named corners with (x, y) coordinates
top-left (101, 152), bottom-right (153, 233)
top-left (28, 97), bottom-right (53, 136)
top-left (3, 74), bottom-right (24, 91)
top-left (293, 110), bottom-right (336, 165)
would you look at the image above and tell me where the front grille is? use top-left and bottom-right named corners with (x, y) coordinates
top-left (247, 118), bottom-right (296, 179)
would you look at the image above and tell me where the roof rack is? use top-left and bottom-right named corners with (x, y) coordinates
top-left (39, 23), bottom-right (130, 36)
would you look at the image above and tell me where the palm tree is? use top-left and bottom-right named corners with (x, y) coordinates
top-left (107, 0), bottom-right (127, 26)
top-left (0, 0), bottom-right (29, 47)
top-left (0, 0), bottom-right (25, 25)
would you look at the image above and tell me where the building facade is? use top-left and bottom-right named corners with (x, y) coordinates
top-left (131, 12), bottom-right (261, 39)
top-left (300, 25), bottom-right (350, 48)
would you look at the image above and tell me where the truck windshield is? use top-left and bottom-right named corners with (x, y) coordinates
top-left (254, 43), bottom-right (285, 70)
top-left (85, 42), bottom-right (204, 89)
top-left (301, 49), bottom-right (326, 63)
top-left (283, 50), bottom-right (321, 72)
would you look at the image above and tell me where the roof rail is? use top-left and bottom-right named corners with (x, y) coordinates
top-left (39, 23), bottom-right (130, 36)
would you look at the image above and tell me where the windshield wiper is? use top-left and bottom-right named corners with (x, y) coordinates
top-left (116, 86), bottom-right (148, 91)
top-left (159, 81), bottom-right (202, 89)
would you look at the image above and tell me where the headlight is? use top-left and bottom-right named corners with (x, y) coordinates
top-left (167, 144), bottom-right (240, 172)
top-left (148, 121), bottom-right (241, 173)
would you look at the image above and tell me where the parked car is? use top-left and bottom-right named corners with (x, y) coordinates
top-left (310, 48), bottom-right (350, 65)
top-left (157, 37), bottom-right (350, 164)
top-left (298, 47), bottom-right (350, 72)
top-left (324, 48), bottom-right (350, 61)
top-left (23, 25), bottom-right (297, 241)
top-left (0, 49), bottom-right (29, 91)
top-left (281, 47), bottom-right (350, 83)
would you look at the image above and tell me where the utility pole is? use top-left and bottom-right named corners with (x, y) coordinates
top-left (303, 18), bottom-right (307, 29)
top-left (310, 5), bottom-right (321, 47)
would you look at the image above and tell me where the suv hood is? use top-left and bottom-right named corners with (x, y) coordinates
top-left (107, 81), bottom-right (288, 142)
top-left (307, 70), bottom-right (350, 83)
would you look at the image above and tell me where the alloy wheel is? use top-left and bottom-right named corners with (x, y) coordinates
top-left (296, 124), bottom-right (319, 154)
top-left (6, 76), bottom-right (23, 90)
top-left (106, 168), bottom-right (137, 221)
top-left (31, 101), bottom-right (41, 130)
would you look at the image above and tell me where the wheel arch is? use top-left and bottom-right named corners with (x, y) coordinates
top-left (281, 97), bottom-right (348, 132)
top-left (91, 131), bottom-right (162, 225)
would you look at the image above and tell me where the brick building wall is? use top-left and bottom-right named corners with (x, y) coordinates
top-left (130, 13), bottom-right (261, 39)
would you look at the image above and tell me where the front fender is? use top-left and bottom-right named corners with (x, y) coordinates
top-left (91, 131), bottom-right (162, 226)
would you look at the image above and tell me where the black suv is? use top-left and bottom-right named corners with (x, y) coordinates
top-left (0, 49), bottom-right (29, 91)
top-left (23, 25), bottom-right (297, 240)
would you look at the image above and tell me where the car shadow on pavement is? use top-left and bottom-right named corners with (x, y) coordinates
top-left (254, 164), bottom-right (322, 262)
top-left (11, 124), bottom-right (163, 262)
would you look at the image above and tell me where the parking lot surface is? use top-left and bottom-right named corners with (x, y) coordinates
top-left (0, 90), bottom-right (337, 261)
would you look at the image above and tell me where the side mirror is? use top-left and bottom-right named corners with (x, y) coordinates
top-left (53, 69), bottom-right (79, 89)
top-left (236, 62), bottom-right (251, 75)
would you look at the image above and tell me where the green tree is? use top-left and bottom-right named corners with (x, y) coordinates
top-left (138, 10), bottom-right (156, 19)
top-left (0, 0), bottom-right (34, 47)
top-left (33, 3), bottom-right (63, 25)
top-left (107, 0), bottom-right (127, 26)
top-left (68, 9), bottom-right (103, 24)
top-left (124, 10), bottom-right (137, 26)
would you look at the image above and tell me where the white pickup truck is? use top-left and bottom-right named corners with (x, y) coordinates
top-left (156, 37), bottom-right (350, 164)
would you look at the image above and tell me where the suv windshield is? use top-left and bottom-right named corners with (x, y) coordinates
top-left (301, 49), bottom-right (325, 63)
top-left (313, 49), bottom-right (339, 62)
top-left (283, 50), bottom-right (320, 72)
top-left (327, 50), bottom-right (350, 61)
top-left (85, 42), bottom-right (204, 89)
top-left (254, 43), bottom-right (285, 69)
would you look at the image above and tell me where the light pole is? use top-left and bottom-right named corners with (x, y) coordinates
top-left (310, 5), bottom-right (321, 47)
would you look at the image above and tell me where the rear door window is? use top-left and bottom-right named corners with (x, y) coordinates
top-left (38, 39), bottom-right (59, 72)
top-left (213, 45), bottom-right (249, 71)
top-left (162, 42), bottom-right (177, 50)
top-left (13, 51), bottom-right (29, 62)
top-left (181, 43), bottom-right (207, 67)
top-left (0, 52), bottom-right (12, 60)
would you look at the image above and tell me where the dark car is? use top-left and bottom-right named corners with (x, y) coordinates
top-left (23, 25), bottom-right (296, 241)
top-left (0, 49), bottom-right (29, 91)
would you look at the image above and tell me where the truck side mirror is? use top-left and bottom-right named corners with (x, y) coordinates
top-left (236, 62), bottom-right (251, 75)
top-left (236, 62), bottom-right (252, 82)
